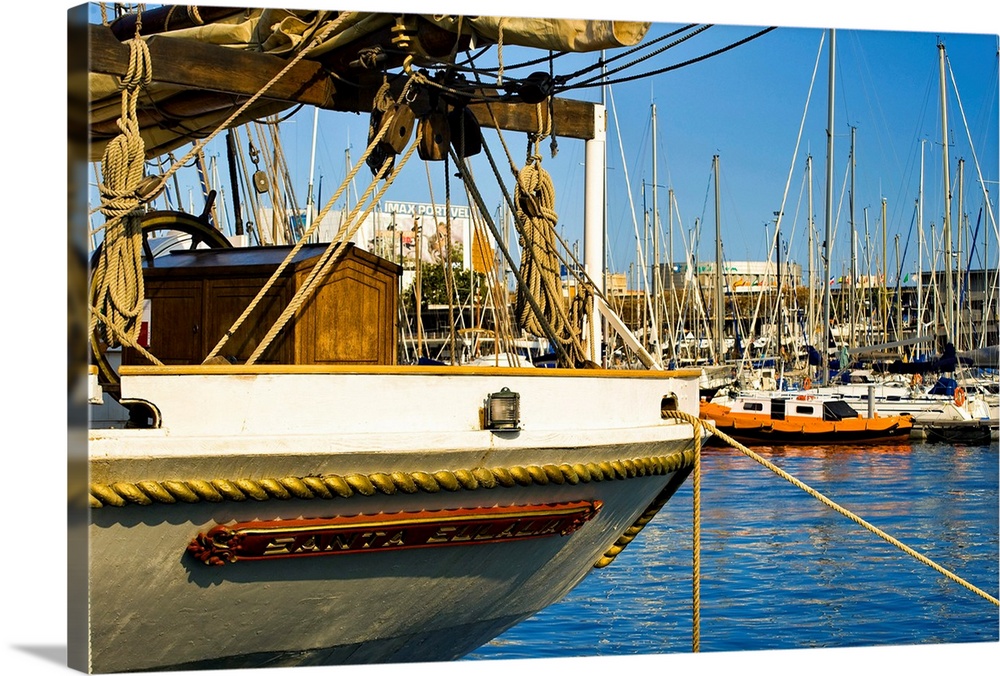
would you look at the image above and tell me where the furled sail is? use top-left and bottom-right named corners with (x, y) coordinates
top-left (87, 7), bottom-right (650, 160)
top-left (423, 15), bottom-right (651, 52)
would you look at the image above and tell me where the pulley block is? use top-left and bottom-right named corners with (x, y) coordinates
top-left (448, 106), bottom-right (482, 158)
top-left (378, 103), bottom-right (416, 155)
top-left (518, 72), bottom-right (555, 104)
top-left (252, 170), bottom-right (269, 193)
top-left (417, 111), bottom-right (451, 161)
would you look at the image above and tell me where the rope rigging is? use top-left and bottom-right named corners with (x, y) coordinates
top-left (89, 11), bottom-right (782, 374)
top-left (419, 24), bottom-right (777, 103)
top-left (357, 24), bottom-right (778, 118)
top-left (557, 23), bottom-right (711, 89)
top-left (558, 26), bottom-right (779, 91)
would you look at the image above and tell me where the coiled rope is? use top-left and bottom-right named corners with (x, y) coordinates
top-left (514, 149), bottom-right (588, 365)
top-left (90, 37), bottom-right (152, 350)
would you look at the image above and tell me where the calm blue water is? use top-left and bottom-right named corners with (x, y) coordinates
top-left (467, 440), bottom-right (999, 660)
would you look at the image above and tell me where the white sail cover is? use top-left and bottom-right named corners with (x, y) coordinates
top-left (425, 15), bottom-right (651, 52)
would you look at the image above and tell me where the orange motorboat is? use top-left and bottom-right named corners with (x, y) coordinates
top-left (700, 393), bottom-right (914, 445)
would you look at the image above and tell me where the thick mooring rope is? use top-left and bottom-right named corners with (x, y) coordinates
top-left (89, 407), bottom-right (996, 658)
top-left (91, 37), bottom-right (152, 349)
top-left (596, 411), bottom-right (704, 651)
top-left (691, 412), bottom-right (999, 608)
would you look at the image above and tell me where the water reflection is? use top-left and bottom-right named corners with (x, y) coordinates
top-left (468, 441), bottom-right (999, 660)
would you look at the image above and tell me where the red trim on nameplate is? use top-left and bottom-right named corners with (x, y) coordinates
top-left (187, 500), bottom-right (603, 565)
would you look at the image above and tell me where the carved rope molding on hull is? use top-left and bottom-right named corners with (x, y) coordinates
top-left (89, 451), bottom-right (698, 508)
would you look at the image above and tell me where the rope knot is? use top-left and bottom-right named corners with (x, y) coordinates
top-left (118, 38), bottom-right (152, 91)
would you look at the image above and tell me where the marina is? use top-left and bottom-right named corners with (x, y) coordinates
top-left (58, 1), bottom-right (999, 675)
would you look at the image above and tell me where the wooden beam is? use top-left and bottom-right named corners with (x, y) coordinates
top-left (88, 23), bottom-right (597, 140)
top-left (467, 97), bottom-right (597, 141)
top-left (88, 23), bottom-right (336, 108)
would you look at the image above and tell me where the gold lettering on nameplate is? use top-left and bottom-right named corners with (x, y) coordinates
top-left (187, 500), bottom-right (602, 565)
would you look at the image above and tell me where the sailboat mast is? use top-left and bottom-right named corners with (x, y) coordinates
top-left (917, 140), bottom-right (924, 357)
top-left (894, 234), bottom-right (902, 349)
top-left (652, 102), bottom-right (662, 360)
top-left (939, 42), bottom-right (955, 343)
top-left (822, 28), bottom-right (836, 386)
top-left (863, 207), bottom-right (870, 344)
top-left (849, 126), bottom-right (856, 351)
top-left (807, 155), bottom-right (816, 355)
top-left (305, 107), bottom-right (319, 239)
top-left (641, 185), bottom-right (650, 352)
top-left (930, 223), bottom-right (938, 332)
top-left (668, 187), bottom-right (676, 363)
top-left (881, 197), bottom-right (888, 344)
top-left (957, 158), bottom-right (964, 350)
top-left (584, 104), bottom-right (606, 362)
top-left (714, 155), bottom-right (724, 363)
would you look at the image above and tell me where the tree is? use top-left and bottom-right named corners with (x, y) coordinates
top-left (402, 244), bottom-right (488, 312)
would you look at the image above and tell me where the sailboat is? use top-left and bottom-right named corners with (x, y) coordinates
top-left (801, 41), bottom-right (999, 438)
top-left (76, 6), bottom-right (710, 673)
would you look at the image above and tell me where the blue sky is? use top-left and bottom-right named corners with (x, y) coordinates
top-left (79, 2), bottom-right (998, 289)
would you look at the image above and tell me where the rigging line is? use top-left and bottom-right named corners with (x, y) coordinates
top-left (257, 102), bottom-right (306, 125)
top-left (556, 23), bottom-right (703, 84)
top-left (451, 144), bottom-right (573, 367)
top-left (132, 85), bottom-right (234, 141)
top-left (462, 23), bottom-right (700, 82)
top-left (456, 96), bottom-right (591, 360)
top-left (464, 63), bottom-right (640, 351)
top-left (561, 26), bottom-right (778, 92)
top-left (456, 48), bottom-right (571, 74)
top-left (947, 57), bottom-right (1000, 247)
top-left (562, 24), bottom-right (712, 91)
top-left (898, 204), bottom-right (917, 286)
top-left (451, 44), bottom-right (493, 68)
top-left (204, 77), bottom-right (419, 360)
top-left (772, 31), bottom-right (826, 266)
top-left (782, 153), bottom-right (810, 261)
top-left (608, 86), bottom-right (654, 328)
top-left (416, 75), bottom-right (511, 104)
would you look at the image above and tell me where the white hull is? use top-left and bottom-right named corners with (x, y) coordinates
top-left (84, 365), bottom-right (702, 672)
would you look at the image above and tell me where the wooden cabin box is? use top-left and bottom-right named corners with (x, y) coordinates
top-left (123, 243), bottom-right (401, 367)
